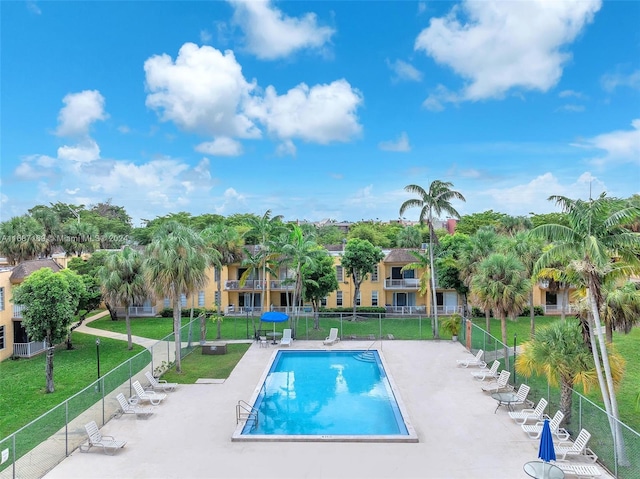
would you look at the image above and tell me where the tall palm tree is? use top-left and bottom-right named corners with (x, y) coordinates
top-left (507, 231), bottom-right (544, 337)
top-left (202, 224), bottom-right (241, 340)
top-left (280, 225), bottom-right (319, 332)
top-left (98, 247), bottom-right (148, 350)
top-left (245, 210), bottom-right (285, 313)
top-left (399, 180), bottom-right (465, 339)
top-left (516, 320), bottom-right (624, 426)
top-left (471, 253), bottom-right (530, 369)
top-left (145, 221), bottom-right (213, 373)
top-left (459, 226), bottom-right (500, 331)
top-left (531, 193), bottom-right (640, 463)
top-left (240, 246), bottom-right (266, 333)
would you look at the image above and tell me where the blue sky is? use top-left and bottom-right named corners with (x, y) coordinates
top-left (1, 0), bottom-right (639, 226)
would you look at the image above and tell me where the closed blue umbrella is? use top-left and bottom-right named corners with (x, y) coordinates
top-left (260, 312), bottom-right (289, 341)
top-left (538, 418), bottom-right (556, 478)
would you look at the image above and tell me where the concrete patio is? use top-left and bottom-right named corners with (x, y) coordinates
top-left (43, 339), bottom-right (614, 479)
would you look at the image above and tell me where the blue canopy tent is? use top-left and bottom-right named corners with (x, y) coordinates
top-left (260, 312), bottom-right (289, 343)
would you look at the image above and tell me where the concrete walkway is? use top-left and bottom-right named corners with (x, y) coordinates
top-left (42, 336), bottom-right (615, 479)
top-left (75, 311), bottom-right (159, 350)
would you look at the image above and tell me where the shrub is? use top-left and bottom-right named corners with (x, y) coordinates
top-left (519, 306), bottom-right (545, 317)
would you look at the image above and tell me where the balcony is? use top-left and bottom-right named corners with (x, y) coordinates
top-left (13, 341), bottom-right (47, 358)
top-left (269, 280), bottom-right (294, 290)
top-left (224, 280), bottom-right (266, 291)
top-left (384, 278), bottom-right (420, 290)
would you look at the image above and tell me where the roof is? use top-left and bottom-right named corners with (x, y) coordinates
top-left (383, 249), bottom-right (420, 263)
top-left (9, 258), bottom-right (63, 283)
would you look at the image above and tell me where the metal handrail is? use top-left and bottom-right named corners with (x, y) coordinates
top-left (236, 400), bottom-right (259, 429)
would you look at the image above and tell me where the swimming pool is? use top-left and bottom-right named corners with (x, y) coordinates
top-left (232, 350), bottom-right (417, 442)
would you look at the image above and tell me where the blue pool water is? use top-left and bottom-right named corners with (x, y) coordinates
top-left (241, 350), bottom-right (410, 437)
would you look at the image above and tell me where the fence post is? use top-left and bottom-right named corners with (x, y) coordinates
top-left (65, 401), bottom-right (68, 456)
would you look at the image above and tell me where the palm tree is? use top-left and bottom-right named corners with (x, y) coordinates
top-left (600, 281), bottom-right (640, 341)
top-left (245, 210), bottom-right (285, 313)
top-left (145, 221), bottom-right (213, 373)
top-left (399, 180), bottom-right (465, 339)
top-left (508, 231), bottom-right (544, 337)
top-left (202, 224), bottom-right (241, 341)
top-left (459, 226), bottom-right (500, 331)
top-left (280, 225), bottom-right (319, 333)
top-left (471, 253), bottom-right (530, 369)
top-left (98, 247), bottom-right (148, 350)
top-left (240, 246), bottom-right (266, 333)
top-left (516, 320), bottom-right (624, 426)
top-left (531, 193), bottom-right (640, 463)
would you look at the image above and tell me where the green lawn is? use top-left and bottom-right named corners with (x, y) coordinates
top-left (162, 343), bottom-right (251, 384)
top-left (0, 332), bottom-right (143, 438)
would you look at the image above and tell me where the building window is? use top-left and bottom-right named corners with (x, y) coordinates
top-left (371, 290), bottom-right (378, 306)
top-left (180, 294), bottom-right (187, 307)
top-left (336, 265), bottom-right (344, 282)
top-left (164, 297), bottom-right (170, 308)
top-left (0, 287), bottom-right (4, 311)
top-left (336, 291), bottom-right (343, 306)
top-left (0, 325), bottom-right (4, 350)
top-left (214, 268), bottom-right (221, 282)
top-left (198, 291), bottom-right (205, 307)
top-left (321, 297), bottom-right (327, 307)
top-left (215, 291), bottom-right (221, 307)
top-left (356, 291), bottom-right (361, 306)
top-left (371, 265), bottom-right (379, 282)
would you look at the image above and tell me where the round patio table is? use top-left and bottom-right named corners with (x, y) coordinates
top-left (523, 461), bottom-right (564, 479)
top-left (491, 391), bottom-right (519, 413)
top-left (267, 332), bottom-right (282, 344)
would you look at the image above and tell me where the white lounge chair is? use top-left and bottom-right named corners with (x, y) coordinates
top-left (115, 393), bottom-right (154, 418)
top-left (323, 328), bottom-right (340, 345)
top-left (522, 410), bottom-right (569, 440)
top-left (471, 360), bottom-right (500, 380)
top-left (511, 384), bottom-right (532, 408)
top-left (145, 371), bottom-right (178, 392)
top-left (481, 370), bottom-right (511, 393)
top-left (509, 398), bottom-right (548, 424)
top-left (553, 462), bottom-right (602, 478)
top-left (81, 420), bottom-right (126, 455)
top-left (280, 328), bottom-right (292, 346)
top-left (456, 349), bottom-right (486, 368)
top-left (132, 380), bottom-right (167, 406)
top-left (555, 429), bottom-right (598, 463)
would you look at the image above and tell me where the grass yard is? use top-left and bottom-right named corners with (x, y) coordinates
top-left (162, 343), bottom-right (251, 384)
top-left (0, 332), bottom-right (143, 438)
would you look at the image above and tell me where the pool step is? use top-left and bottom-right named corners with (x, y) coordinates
top-left (354, 351), bottom-right (376, 363)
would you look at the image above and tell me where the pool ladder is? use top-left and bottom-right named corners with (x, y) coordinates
top-left (236, 400), bottom-right (259, 430)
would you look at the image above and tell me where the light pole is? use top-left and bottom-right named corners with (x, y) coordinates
top-left (513, 333), bottom-right (517, 387)
top-left (96, 338), bottom-right (101, 384)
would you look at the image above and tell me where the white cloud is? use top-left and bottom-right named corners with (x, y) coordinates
top-left (558, 104), bottom-right (585, 113)
top-left (386, 59), bottom-right (423, 82)
top-left (200, 29), bottom-right (213, 45)
top-left (213, 187), bottom-right (247, 214)
top-left (195, 137), bottom-right (243, 156)
top-left (26, 1), bottom-right (41, 15)
top-left (482, 173), bottom-right (565, 214)
top-left (415, 0), bottom-right (601, 104)
top-left (601, 69), bottom-right (640, 92)
top-left (572, 119), bottom-right (640, 167)
top-left (247, 79), bottom-right (363, 144)
top-left (118, 125), bottom-right (131, 134)
top-left (276, 139), bottom-right (296, 156)
top-left (65, 188), bottom-right (79, 195)
top-left (558, 90), bottom-right (584, 99)
top-left (379, 132), bottom-right (411, 152)
top-left (56, 90), bottom-right (108, 137)
top-left (228, 0), bottom-right (334, 60)
top-left (57, 139), bottom-right (101, 164)
top-left (417, 2), bottom-right (427, 15)
top-left (14, 155), bottom-right (57, 180)
top-left (144, 43), bottom-right (260, 139)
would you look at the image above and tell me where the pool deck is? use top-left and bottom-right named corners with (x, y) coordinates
top-left (43, 339), bottom-right (614, 479)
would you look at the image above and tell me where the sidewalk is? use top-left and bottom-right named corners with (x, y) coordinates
top-left (75, 311), bottom-right (159, 350)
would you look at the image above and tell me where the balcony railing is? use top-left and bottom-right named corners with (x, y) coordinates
top-left (269, 280), bottom-right (294, 290)
top-left (13, 341), bottom-right (47, 358)
top-left (13, 304), bottom-right (25, 318)
top-left (224, 280), bottom-right (266, 290)
top-left (114, 306), bottom-right (157, 317)
top-left (384, 278), bottom-right (420, 289)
